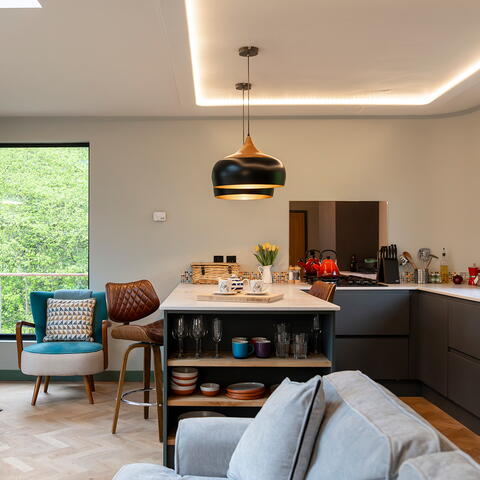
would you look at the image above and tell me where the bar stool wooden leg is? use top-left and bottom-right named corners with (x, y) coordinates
top-left (152, 345), bottom-right (164, 443)
top-left (112, 343), bottom-right (140, 434)
top-left (31, 376), bottom-right (43, 406)
top-left (43, 376), bottom-right (50, 393)
top-left (83, 376), bottom-right (94, 404)
top-left (143, 345), bottom-right (151, 419)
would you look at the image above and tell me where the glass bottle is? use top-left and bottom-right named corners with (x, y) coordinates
top-left (440, 248), bottom-right (449, 283)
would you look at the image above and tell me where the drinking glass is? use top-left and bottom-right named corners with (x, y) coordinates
top-left (312, 314), bottom-right (321, 354)
top-left (275, 332), bottom-right (290, 358)
top-left (191, 315), bottom-right (207, 358)
top-left (172, 316), bottom-right (188, 358)
top-left (294, 333), bottom-right (308, 360)
top-left (212, 317), bottom-right (222, 358)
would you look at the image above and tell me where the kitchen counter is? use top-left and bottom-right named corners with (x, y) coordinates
top-left (161, 283), bottom-right (340, 311)
top-left (335, 282), bottom-right (480, 303)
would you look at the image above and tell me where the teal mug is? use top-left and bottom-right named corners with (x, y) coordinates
top-left (232, 340), bottom-right (254, 359)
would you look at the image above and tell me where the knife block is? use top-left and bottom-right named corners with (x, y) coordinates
top-left (377, 258), bottom-right (400, 284)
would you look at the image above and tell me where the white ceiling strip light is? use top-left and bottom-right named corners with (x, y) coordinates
top-left (185, 0), bottom-right (480, 107)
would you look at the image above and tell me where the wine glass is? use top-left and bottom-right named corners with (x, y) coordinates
top-left (191, 315), bottom-right (207, 358)
top-left (312, 314), bottom-right (321, 354)
top-left (212, 317), bottom-right (222, 358)
top-left (172, 316), bottom-right (188, 358)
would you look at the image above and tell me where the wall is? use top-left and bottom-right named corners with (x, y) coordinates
top-left (1, 111), bottom-right (479, 370)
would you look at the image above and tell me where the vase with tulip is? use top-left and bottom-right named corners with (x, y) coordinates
top-left (253, 243), bottom-right (279, 284)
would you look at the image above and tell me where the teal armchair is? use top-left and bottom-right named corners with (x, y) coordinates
top-left (16, 291), bottom-right (110, 405)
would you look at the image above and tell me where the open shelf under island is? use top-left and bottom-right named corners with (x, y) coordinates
top-left (161, 283), bottom-right (340, 467)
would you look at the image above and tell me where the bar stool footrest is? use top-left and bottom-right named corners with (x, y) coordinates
top-left (120, 387), bottom-right (162, 407)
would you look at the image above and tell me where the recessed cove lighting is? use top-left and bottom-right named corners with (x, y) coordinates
top-left (184, 0), bottom-right (480, 107)
top-left (0, 0), bottom-right (41, 8)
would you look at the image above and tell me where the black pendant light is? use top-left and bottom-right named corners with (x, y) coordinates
top-left (212, 46), bottom-right (286, 199)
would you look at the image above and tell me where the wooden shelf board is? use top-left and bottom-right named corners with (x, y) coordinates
top-left (167, 352), bottom-right (331, 368)
top-left (167, 430), bottom-right (176, 446)
top-left (168, 392), bottom-right (269, 407)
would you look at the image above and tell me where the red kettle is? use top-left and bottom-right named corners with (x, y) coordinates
top-left (313, 249), bottom-right (340, 276)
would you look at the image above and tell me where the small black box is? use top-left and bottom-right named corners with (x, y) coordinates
top-left (213, 256), bottom-right (224, 263)
top-left (226, 255), bottom-right (237, 263)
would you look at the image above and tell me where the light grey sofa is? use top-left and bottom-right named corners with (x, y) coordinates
top-left (113, 371), bottom-right (480, 480)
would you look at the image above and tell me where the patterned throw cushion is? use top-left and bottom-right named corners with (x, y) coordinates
top-left (43, 298), bottom-right (96, 342)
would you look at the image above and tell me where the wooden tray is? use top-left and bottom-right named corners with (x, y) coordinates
top-left (196, 292), bottom-right (284, 303)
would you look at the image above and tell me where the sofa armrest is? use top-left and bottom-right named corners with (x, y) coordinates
top-left (175, 417), bottom-right (252, 477)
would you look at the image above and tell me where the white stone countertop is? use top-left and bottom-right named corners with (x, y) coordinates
top-left (160, 283), bottom-right (340, 312)
top-left (336, 282), bottom-right (480, 302)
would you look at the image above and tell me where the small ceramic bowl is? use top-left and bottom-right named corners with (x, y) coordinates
top-left (172, 367), bottom-right (199, 379)
top-left (200, 383), bottom-right (220, 396)
top-left (170, 383), bottom-right (196, 395)
top-left (171, 376), bottom-right (198, 386)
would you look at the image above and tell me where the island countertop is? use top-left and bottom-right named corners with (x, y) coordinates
top-left (160, 283), bottom-right (340, 312)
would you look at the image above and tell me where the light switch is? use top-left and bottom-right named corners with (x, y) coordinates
top-left (153, 211), bottom-right (167, 222)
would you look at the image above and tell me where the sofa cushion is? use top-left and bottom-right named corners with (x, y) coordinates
top-left (228, 376), bottom-right (324, 480)
top-left (305, 371), bottom-right (442, 480)
top-left (398, 451), bottom-right (480, 479)
top-left (112, 463), bottom-right (225, 480)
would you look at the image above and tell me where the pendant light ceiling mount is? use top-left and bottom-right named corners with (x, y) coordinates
top-left (212, 46), bottom-right (286, 200)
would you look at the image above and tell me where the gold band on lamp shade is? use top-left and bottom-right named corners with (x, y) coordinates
top-left (212, 136), bottom-right (286, 190)
top-left (213, 186), bottom-right (274, 200)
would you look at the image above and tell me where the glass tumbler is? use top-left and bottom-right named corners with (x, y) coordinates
top-left (293, 333), bottom-right (308, 360)
top-left (275, 332), bottom-right (290, 358)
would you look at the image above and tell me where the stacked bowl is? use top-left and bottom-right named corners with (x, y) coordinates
top-left (170, 367), bottom-right (198, 395)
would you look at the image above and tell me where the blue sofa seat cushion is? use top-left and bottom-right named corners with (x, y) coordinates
top-left (24, 342), bottom-right (103, 355)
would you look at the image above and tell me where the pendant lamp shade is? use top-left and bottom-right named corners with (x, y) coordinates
top-left (212, 136), bottom-right (286, 190)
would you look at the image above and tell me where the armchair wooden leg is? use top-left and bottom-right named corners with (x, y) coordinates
top-left (31, 376), bottom-right (43, 406)
top-left (88, 375), bottom-right (95, 392)
top-left (143, 345), bottom-right (151, 420)
top-left (83, 376), bottom-right (94, 404)
top-left (43, 376), bottom-right (50, 393)
top-left (152, 345), bottom-right (164, 443)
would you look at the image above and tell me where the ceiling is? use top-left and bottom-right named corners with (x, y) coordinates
top-left (1, 0), bottom-right (480, 116)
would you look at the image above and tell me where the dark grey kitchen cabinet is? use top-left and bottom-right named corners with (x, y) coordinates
top-left (335, 291), bottom-right (410, 335)
top-left (415, 292), bottom-right (448, 395)
top-left (448, 298), bottom-right (480, 360)
top-left (447, 351), bottom-right (480, 418)
top-left (333, 290), bottom-right (411, 380)
top-left (336, 337), bottom-right (410, 379)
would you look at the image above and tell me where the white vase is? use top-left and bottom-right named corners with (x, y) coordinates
top-left (258, 265), bottom-right (273, 284)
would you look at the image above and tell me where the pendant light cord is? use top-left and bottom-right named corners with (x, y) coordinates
top-left (242, 88), bottom-right (245, 142)
top-left (247, 53), bottom-right (250, 136)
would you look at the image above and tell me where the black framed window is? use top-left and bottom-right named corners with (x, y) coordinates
top-left (0, 143), bottom-right (89, 338)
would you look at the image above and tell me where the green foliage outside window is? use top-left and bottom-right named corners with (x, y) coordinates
top-left (0, 146), bottom-right (89, 334)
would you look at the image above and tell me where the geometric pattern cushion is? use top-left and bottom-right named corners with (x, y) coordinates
top-left (43, 298), bottom-right (96, 342)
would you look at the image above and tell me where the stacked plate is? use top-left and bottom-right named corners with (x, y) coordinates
top-left (171, 367), bottom-right (198, 395)
top-left (226, 382), bottom-right (265, 400)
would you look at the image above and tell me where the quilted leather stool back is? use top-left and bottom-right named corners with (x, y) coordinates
top-left (105, 280), bottom-right (160, 324)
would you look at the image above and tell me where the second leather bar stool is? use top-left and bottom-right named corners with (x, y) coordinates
top-left (105, 279), bottom-right (164, 442)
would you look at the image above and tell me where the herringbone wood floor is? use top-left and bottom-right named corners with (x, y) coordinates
top-left (0, 382), bottom-right (479, 479)
top-left (0, 381), bottom-right (162, 480)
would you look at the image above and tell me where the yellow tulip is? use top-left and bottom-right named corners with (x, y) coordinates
top-left (255, 245), bottom-right (260, 252)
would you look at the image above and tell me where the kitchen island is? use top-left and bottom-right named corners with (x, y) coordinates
top-left (160, 283), bottom-right (339, 466)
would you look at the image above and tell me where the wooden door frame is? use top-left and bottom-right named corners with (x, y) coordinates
top-left (289, 209), bottom-right (309, 255)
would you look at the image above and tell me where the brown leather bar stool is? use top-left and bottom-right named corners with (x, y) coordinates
top-left (309, 281), bottom-right (336, 302)
top-left (105, 280), bottom-right (164, 442)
